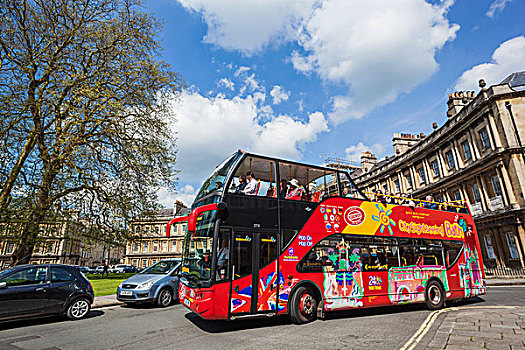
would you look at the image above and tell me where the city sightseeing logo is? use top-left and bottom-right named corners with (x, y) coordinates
top-left (344, 206), bottom-right (365, 226)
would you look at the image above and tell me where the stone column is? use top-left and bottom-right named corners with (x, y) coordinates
top-left (452, 139), bottom-right (463, 168)
top-left (468, 128), bottom-right (481, 160)
top-left (476, 175), bottom-right (489, 212)
top-left (488, 111), bottom-right (503, 149)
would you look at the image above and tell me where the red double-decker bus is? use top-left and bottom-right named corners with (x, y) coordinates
top-left (168, 151), bottom-right (485, 324)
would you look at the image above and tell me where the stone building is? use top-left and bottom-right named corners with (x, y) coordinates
top-left (124, 202), bottom-right (190, 268)
top-left (352, 71), bottom-right (525, 276)
top-left (0, 215), bottom-right (124, 269)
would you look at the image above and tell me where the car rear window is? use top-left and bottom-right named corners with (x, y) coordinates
top-left (51, 267), bottom-right (75, 282)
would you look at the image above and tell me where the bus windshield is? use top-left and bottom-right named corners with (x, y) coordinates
top-left (181, 210), bottom-right (216, 282)
top-left (193, 152), bottom-right (241, 205)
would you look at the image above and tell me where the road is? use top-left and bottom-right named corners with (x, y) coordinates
top-left (1, 286), bottom-right (524, 350)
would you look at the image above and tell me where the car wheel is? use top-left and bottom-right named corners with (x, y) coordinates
top-left (157, 288), bottom-right (173, 307)
top-left (289, 286), bottom-right (318, 324)
top-left (425, 280), bottom-right (445, 310)
top-left (67, 298), bottom-right (91, 320)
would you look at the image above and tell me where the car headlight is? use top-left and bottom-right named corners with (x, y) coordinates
top-left (137, 281), bottom-right (154, 290)
top-left (118, 282), bottom-right (124, 289)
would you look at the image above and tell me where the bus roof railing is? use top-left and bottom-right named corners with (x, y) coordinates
top-left (363, 191), bottom-right (468, 210)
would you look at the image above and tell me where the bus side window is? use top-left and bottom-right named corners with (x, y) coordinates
top-left (442, 240), bottom-right (464, 268)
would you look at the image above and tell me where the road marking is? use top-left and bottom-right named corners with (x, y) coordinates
top-left (399, 304), bottom-right (521, 350)
top-left (400, 308), bottom-right (450, 350)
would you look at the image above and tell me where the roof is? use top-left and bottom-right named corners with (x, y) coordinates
top-left (177, 208), bottom-right (190, 217)
top-left (501, 71), bottom-right (525, 90)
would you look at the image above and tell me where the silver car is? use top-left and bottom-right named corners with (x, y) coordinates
top-left (116, 259), bottom-right (181, 307)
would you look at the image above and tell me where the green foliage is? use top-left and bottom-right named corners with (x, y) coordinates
top-left (0, 0), bottom-right (184, 265)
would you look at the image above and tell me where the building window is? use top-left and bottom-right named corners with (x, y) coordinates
top-left (453, 190), bottom-right (462, 201)
top-left (479, 128), bottom-right (491, 150)
top-left (181, 224), bottom-right (187, 236)
top-left (142, 259), bottom-right (147, 268)
top-left (445, 151), bottom-right (455, 169)
top-left (491, 176), bottom-right (502, 197)
top-left (132, 259), bottom-right (138, 266)
top-left (472, 184), bottom-right (481, 203)
top-left (505, 233), bottom-right (520, 259)
top-left (143, 242), bottom-right (149, 253)
top-left (393, 179), bottom-right (400, 193)
top-left (483, 236), bottom-right (496, 259)
top-left (431, 160), bottom-right (440, 177)
top-left (162, 241), bottom-right (167, 252)
top-left (171, 241), bottom-right (177, 253)
top-left (406, 173), bottom-right (413, 189)
top-left (7, 243), bottom-right (14, 254)
top-left (135, 226), bottom-right (140, 234)
top-left (153, 242), bottom-right (158, 252)
top-left (418, 168), bottom-right (426, 183)
top-left (462, 141), bottom-right (472, 160)
top-left (133, 242), bottom-right (139, 253)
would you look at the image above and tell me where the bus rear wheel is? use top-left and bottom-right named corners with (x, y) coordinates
top-left (290, 286), bottom-right (318, 324)
top-left (425, 280), bottom-right (445, 310)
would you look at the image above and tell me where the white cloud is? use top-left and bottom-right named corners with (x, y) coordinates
top-left (270, 85), bottom-right (290, 104)
top-left (455, 36), bottom-right (525, 92)
top-left (167, 91), bottom-right (329, 185)
top-left (157, 185), bottom-right (196, 209)
top-left (486, 0), bottom-right (513, 18)
top-left (217, 78), bottom-right (235, 91)
top-left (179, 0), bottom-right (459, 124)
top-left (293, 0), bottom-right (459, 123)
top-left (177, 0), bottom-right (317, 55)
top-left (345, 142), bottom-right (385, 163)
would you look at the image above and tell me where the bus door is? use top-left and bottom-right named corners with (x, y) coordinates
top-left (230, 230), bottom-right (279, 316)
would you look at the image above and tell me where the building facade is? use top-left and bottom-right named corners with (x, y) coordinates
top-left (0, 216), bottom-right (124, 269)
top-left (352, 72), bottom-right (525, 276)
top-left (124, 203), bottom-right (189, 268)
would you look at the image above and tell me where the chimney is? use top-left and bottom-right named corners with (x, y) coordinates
top-left (392, 133), bottom-right (424, 156)
top-left (360, 151), bottom-right (377, 173)
top-left (447, 91), bottom-right (475, 118)
top-left (173, 200), bottom-right (187, 216)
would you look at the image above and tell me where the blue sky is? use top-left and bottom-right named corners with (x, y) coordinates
top-left (144, 0), bottom-right (525, 207)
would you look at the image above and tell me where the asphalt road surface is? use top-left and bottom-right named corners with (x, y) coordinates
top-left (1, 286), bottom-right (524, 350)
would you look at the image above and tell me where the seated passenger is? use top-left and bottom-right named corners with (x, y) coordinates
top-left (242, 171), bottom-right (258, 195)
top-left (234, 175), bottom-right (246, 193)
top-left (266, 185), bottom-right (276, 197)
top-left (424, 195), bottom-right (438, 209)
top-left (279, 180), bottom-right (289, 199)
top-left (398, 193), bottom-right (407, 205)
top-left (286, 178), bottom-right (303, 200)
top-left (342, 187), bottom-right (352, 198)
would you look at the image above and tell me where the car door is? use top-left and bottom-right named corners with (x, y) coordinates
top-left (44, 266), bottom-right (77, 313)
top-left (0, 266), bottom-right (49, 318)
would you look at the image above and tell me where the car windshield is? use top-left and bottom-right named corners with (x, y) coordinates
top-left (140, 261), bottom-right (179, 275)
top-left (0, 268), bottom-right (14, 280)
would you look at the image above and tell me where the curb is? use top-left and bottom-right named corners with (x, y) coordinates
top-left (92, 294), bottom-right (124, 309)
top-left (486, 281), bottom-right (525, 286)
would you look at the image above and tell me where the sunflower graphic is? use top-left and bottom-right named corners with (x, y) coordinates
top-left (372, 204), bottom-right (396, 235)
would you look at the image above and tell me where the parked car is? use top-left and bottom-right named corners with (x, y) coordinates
top-left (113, 264), bottom-right (130, 273)
top-left (79, 266), bottom-right (94, 274)
top-left (117, 259), bottom-right (181, 307)
top-left (122, 265), bottom-right (140, 274)
top-left (0, 264), bottom-right (94, 322)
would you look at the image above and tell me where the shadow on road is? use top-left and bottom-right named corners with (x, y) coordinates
top-left (184, 297), bottom-right (486, 333)
top-left (0, 310), bottom-right (104, 331)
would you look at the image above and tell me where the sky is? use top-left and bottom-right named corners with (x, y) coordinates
top-left (144, 0), bottom-right (525, 208)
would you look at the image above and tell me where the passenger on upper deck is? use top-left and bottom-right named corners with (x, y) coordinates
top-left (234, 175), bottom-right (246, 193)
top-left (279, 180), bottom-right (288, 199)
top-left (242, 172), bottom-right (258, 195)
top-left (286, 179), bottom-right (303, 200)
top-left (342, 187), bottom-right (352, 198)
top-left (266, 185), bottom-right (276, 197)
top-left (424, 195), bottom-right (438, 210)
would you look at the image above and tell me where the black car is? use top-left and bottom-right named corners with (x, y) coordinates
top-left (0, 264), bottom-right (95, 322)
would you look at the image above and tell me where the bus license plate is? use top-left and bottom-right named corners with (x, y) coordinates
top-left (120, 291), bottom-right (132, 296)
top-left (184, 298), bottom-right (191, 307)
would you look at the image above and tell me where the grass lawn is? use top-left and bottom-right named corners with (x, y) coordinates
top-left (86, 273), bottom-right (135, 297)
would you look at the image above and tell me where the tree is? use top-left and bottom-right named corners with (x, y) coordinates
top-left (0, 0), bottom-right (183, 265)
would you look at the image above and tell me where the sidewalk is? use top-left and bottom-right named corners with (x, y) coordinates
top-left (486, 278), bottom-right (525, 286)
top-left (423, 306), bottom-right (525, 350)
top-left (92, 294), bottom-right (123, 309)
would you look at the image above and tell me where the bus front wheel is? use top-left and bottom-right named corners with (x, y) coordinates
top-left (425, 280), bottom-right (445, 310)
top-left (290, 286), bottom-right (318, 324)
